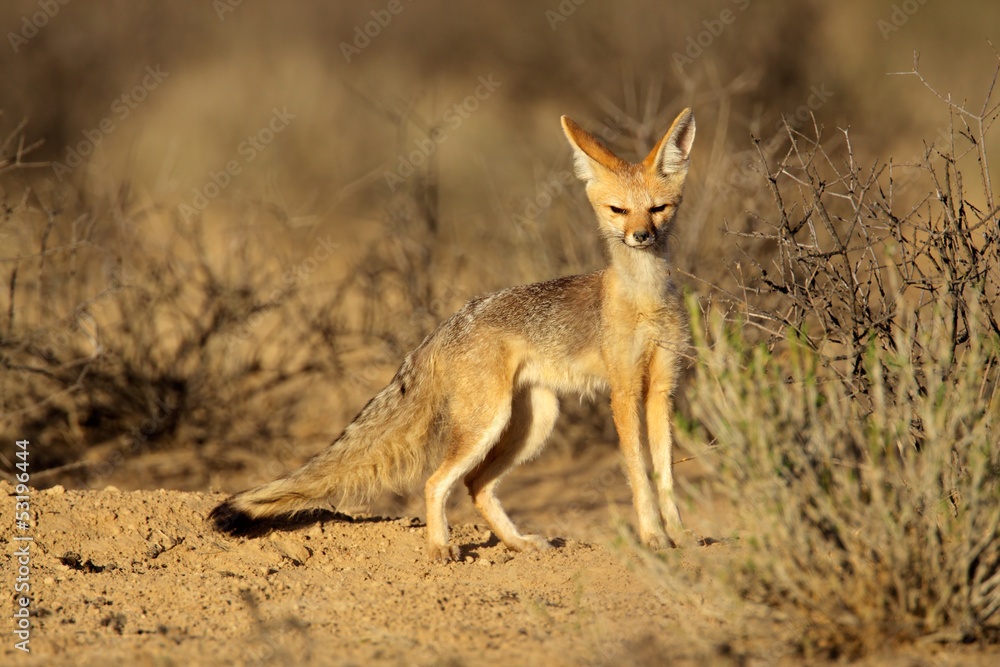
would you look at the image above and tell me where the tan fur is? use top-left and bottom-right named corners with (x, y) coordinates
top-left (210, 109), bottom-right (697, 562)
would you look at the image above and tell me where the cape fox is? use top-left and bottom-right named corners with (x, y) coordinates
top-left (210, 109), bottom-right (696, 562)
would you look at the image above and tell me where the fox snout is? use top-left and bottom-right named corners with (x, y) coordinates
top-left (624, 221), bottom-right (657, 248)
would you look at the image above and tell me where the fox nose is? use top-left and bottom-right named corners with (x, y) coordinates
top-left (631, 229), bottom-right (653, 244)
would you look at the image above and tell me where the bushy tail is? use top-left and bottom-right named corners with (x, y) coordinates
top-left (210, 353), bottom-right (439, 535)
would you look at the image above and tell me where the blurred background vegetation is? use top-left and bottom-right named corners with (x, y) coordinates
top-left (0, 0), bottom-right (997, 488)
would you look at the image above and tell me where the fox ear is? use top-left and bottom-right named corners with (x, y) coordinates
top-left (561, 116), bottom-right (628, 183)
top-left (643, 108), bottom-right (695, 176)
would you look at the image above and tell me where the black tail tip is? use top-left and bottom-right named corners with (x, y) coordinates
top-left (209, 499), bottom-right (346, 538)
top-left (209, 500), bottom-right (268, 538)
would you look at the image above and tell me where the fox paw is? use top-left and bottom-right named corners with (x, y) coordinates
top-left (510, 534), bottom-right (552, 553)
top-left (428, 543), bottom-right (461, 564)
top-left (642, 533), bottom-right (672, 550)
top-left (671, 529), bottom-right (700, 548)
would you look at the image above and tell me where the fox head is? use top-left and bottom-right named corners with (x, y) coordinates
top-left (561, 109), bottom-right (695, 250)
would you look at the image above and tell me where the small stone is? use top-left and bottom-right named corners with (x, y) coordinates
top-left (270, 535), bottom-right (311, 565)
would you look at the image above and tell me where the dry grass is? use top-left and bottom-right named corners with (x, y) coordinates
top-left (684, 300), bottom-right (999, 657)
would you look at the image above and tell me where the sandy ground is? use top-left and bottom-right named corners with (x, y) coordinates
top-left (3, 445), bottom-right (998, 666)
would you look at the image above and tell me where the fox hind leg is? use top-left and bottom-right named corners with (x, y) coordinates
top-left (425, 392), bottom-right (512, 563)
top-left (464, 386), bottom-right (559, 553)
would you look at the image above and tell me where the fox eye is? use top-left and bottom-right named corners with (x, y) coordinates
top-left (649, 204), bottom-right (667, 214)
top-left (609, 205), bottom-right (627, 215)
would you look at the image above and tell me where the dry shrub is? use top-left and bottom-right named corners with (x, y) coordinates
top-left (0, 132), bottom-right (345, 485)
top-left (717, 54), bottom-right (1000, 392)
top-left (648, 57), bottom-right (1000, 657)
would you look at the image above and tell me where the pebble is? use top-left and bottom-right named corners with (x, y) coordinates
top-left (270, 536), bottom-right (311, 564)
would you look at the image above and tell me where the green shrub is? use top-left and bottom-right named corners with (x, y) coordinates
top-left (688, 300), bottom-right (998, 655)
